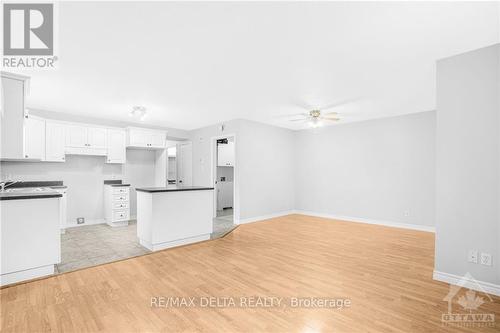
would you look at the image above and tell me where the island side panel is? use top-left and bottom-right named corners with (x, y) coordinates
top-left (150, 190), bottom-right (214, 250)
top-left (1, 198), bottom-right (60, 285)
top-left (136, 191), bottom-right (154, 249)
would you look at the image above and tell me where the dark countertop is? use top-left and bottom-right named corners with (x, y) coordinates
top-left (5, 181), bottom-right (66, 189)
top-left (104, 180), bottom-right (130, 187)
top-left (136, 186), bottom-right (214, 193)
top-left (0, 191), bottom-right (62, 201)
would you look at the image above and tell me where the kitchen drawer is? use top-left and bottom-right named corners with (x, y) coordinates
top-left (113, 202), bottom-right (129, 210)
top-left (113, 193), bottom-right (129, 202)
top-left (113, 210), bottom-right (129, 221)
top-left (112, 187), bottom-right (129, 194)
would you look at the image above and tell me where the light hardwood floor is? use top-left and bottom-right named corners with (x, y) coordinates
top-left (1, 214), bottom-right (499, 332)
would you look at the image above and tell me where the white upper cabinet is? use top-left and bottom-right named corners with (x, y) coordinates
top-left (65, 125), bottom-right (107, 156)
top-left (217, 141), bottom-right (235, 167)
top-left (45, 121), bottom-right (66, 162)
top-left (88, 127), bottom-right (107, 149)
top-left (24, 116), bottom-right (45, 160)
top-left (65, 124), bottom-right (87, 148)
top-left (0, 73), bottom-right (40, 161)
top-left (126, 127), bottom-right (166, 149)
top-left (106, 129), bottom-right (126, 164)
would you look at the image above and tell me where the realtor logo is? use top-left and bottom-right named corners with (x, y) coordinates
top-left (2, 2), bottom-right (57, 69)
top-left (3, 3), bottom-right (53, 55)
top-left (441, 273), bottom-right (495, 328)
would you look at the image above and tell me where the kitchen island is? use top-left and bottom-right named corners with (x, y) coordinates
top-left (136, 186), bottom-right (214, 251)
top-left (0, 188), bottom-right (61, 286)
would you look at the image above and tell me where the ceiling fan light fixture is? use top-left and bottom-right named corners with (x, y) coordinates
top-left (309, 117), bottom-right (322, 128)
top-left (130, 106), bottom-right (147, 121)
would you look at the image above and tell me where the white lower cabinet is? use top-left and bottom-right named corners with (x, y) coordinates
top-left (104, 185), bottom-right (130, 227)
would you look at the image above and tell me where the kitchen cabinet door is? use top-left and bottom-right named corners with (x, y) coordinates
top-left (87, 127), bottom-right (107, 149)
top-left (127, 128), bottom-right (148, 147)
top-left (66, 124), bottom-right (88, 148)
top-left (24, 116), bottom-right (45, 160)
top-left (106, 129), bottom-right (126, 163)
top-left (45, 121), bottom-right (66, 162)
top-left (1, 76), bottom-right (26, 159)
top-left (150, 132), bottom-right (166, 148)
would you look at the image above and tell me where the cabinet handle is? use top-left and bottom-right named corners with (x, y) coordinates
top-left (25, 155), bottom-right (28, 158)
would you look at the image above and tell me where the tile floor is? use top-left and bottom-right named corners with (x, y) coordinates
top-left (212, 208), bottom-right (235, 238)
top-left (58, 215), bottom-right (237, 273)
top-left (57, 222), bottom-right (150, 273)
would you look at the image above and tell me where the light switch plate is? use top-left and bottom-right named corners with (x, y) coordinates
top-left (468, 250), bottom-right (478, 264)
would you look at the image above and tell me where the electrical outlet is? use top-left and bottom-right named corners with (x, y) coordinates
top-left (480, 253), bottom-right (492, 266)
top-left (76, 217), bottom-right (85, 225)
top-left (468, 250), bottom-right (478, 264)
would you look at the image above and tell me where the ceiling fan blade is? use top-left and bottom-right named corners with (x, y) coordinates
top-left (320, 117), bottom-right (340, 122)
top-left (289, 118), bottom-right (309, 122)
top-left (322, 111), bottom-right (339, 118)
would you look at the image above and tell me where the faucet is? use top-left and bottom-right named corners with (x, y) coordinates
top-left (0, 180), bottom-right (19, 192)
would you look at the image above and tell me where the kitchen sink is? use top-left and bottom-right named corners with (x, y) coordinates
top-left (4, 187), bottom-right (51, 193)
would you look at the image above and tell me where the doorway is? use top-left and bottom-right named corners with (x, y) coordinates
top-left (211, 134), bottom-right (236, 237)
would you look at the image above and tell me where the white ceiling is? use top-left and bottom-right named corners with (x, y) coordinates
top-left (18, 2), bottom-right (500, 130)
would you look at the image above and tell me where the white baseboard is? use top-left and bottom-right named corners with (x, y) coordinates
top-left (235, 210), bottom-right (295, 225)
top-left (433, 270), bottom-right (500, 297)
top-left (1, 264), bottom-right (54, 287)
top-left (139, 234), bottom-right (210, 251)
top-left (293, 210), bottom-right (436, 233)
top-left (65, 218), bottom-right (106, 229)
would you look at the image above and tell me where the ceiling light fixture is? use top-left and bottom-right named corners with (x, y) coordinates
top-left (130, 106), bottom-right (147, 121)
top-left (309, 117), bottom-right (322, 128)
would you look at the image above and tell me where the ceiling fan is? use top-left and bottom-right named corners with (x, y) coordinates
top-left (289, 109), bottom-right (339, 128)
top-left (284, 98), bottom-right (358, 128)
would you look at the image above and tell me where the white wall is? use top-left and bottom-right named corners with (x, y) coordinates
top-left (189, 119), bottom-right (295, 222)
top-left (295, 111), bottom-right (436, 227)
top-left (436, 44), bottom-right (499, 285)
top-left (0, 149), bottom-right (156, 225)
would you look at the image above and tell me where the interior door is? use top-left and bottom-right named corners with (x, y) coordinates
top-left (87, 127), bottom-right (107, 148)
top-left (177, 142), bottom-right (193, 186)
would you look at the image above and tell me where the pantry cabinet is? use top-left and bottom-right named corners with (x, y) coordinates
top-left (0, 73), bottom-right (45, 161)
